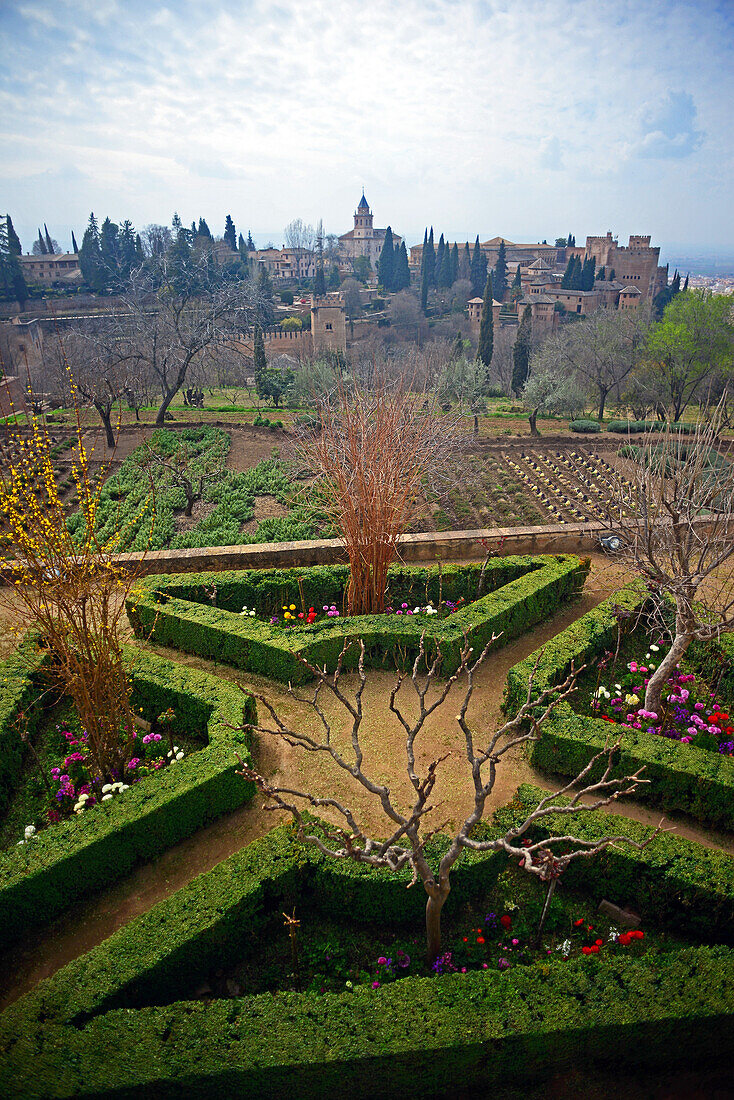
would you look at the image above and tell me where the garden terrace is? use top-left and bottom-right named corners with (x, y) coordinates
top-left (1, 792), bottom-right (733, 1098)
top-left (0, 640), bottom-right (256, 942)
top-left (126, 555), bottom-right (589, 682)
top-left (504, 585), bottom-right (734, 830)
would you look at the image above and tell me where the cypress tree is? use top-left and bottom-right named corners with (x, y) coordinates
top-left (71, 230), bottom-right (79, 254)
top-left (394, 241), bottom-right (410, 290)
top-left (100, 217), bottom-right (120, 280)
top-left (197, 218), bottom-right (212, 238)
top-left (439, 242), bottom-right (452, 289)
top-left (253, 323), bottom-right (267, 382)
top-left (609, 267), bottom-right (615, 281)
top-left (256, 264), bottom-right (273, 299)
top-left (247, 231), bottom-right (255, 251)
top-left (44, 224), bottom-right (55, 254)
top-left (420, 228), bottom-right (435, 311)
top-left (434, 234), bottom-right (445, 287)
top-left (118, 219), bottom-right (137, 279)
top-left (567, 232), bottom-right (573, 246)
top-left (580, 256), bottom-right (595, 291)
top-left (459, 242), bottom-right (471, 281)
top-left (377, 226), bottom-right (395, 290)
top-left (476, 273), bottom-right (494, 382)
top-left (135, 234), bottom-right (145, 263)
top-left (561, 256), bottom-right (574, 288)
top-left (314, 264), bottom-right (326, 295)
top-left (597, 266), bottom-right (605, 280)
top-left (470, 237), bottom-right (487, 298)
top-left (328, 264), bottom-right (340, 290)
top-left (511, 305), bottom-right (532, 396)
top-left (493, 240), bottom-right (508, 301)
top-left (37, 229), bottom-right (48, 254)
top-left (671, 270), bottom-right (681, 295)
top-left (512, 265), bottom-right (522, 289)
top-left (238, 232), bottom-right (246, 252)
top-left (450, 242), bottom-right (459, 285)
top-left (569, 256), bottom-right (584, 290)
top-left (223, 215), bottom-right (237, 251)
top-left (683, 274), bottom-right (689, 291)
top-left (6, 216), bottom-right (21, 256)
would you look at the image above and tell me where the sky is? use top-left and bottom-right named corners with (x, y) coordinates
top-left (1, 0), bottom-right (733, 259)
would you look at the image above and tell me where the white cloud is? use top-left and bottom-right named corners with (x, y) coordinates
top-left (0, 0), bottom-right (732, 249)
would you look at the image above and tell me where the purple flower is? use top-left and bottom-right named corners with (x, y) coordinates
top-left (498, 958), bottom-right (510, 971)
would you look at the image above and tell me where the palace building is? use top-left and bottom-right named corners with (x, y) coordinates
top-left (338, 193), bottom-right (402, 272)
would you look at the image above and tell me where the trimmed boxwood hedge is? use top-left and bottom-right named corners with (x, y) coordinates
top-left (2, 792), bottom-right (733, 1098)
top-left (126, 555), bottom-right (590, 683)
top-left (504, 585), bottom-right (734, 829)
top-left (0, 641), bottom-right (256, 943)
top-left (605, 420), bottom-right (697, 434)
top-left (570, 419), bottom-right (602, 433)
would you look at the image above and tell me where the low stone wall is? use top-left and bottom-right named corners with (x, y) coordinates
top-left (115, 521), bottom-right (607, 576)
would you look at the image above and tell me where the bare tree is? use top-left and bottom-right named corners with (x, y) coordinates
top-left (84, 254), bottom-right (258, 426)
top-left (238, 635), bottom-right (659, 962)
top-left (600, 407), bottom-right (734, 715)
top-left (295, 376), bottom-right (462, 614)
top-left (284, 219), bottom-right (316, 254)
top-left (139, 439), bottom-right (219, 516)
top-left (556, 307), bottom-right (651, 421)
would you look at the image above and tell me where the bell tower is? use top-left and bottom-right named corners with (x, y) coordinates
top-left (353, 192), bottom-right (373, 240)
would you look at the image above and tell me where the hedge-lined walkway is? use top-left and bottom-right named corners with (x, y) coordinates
top-left (2, 552), bottom-right (733, 1012)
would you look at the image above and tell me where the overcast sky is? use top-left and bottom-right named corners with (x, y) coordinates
top-left (1, 0), bottom-right (732, 256)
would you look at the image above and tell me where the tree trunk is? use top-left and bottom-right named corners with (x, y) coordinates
top-left (425, 891), bottom-right (448, 963)
top-left (529, 410), bottom-right (540, 437)
top-left (97, 406), bottom-right (116, 449)
top-left (155, 390), bottom-right (175, 427)
top-left (598, 391), bottom-right (607, 422)
top-left (644, 631), bottom-right (694, 716)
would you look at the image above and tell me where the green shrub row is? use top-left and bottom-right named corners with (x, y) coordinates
top-left (0, 633), bottom-right (49, 818)
top-left (569, 419), bottom-right (602, 433)
top-left (605, 420), bottom-right (697, 434)
top-left (2, 795), bottom-right (733, 1098)
top-left (504, 586), bottom-right (734, 829)
top-left (127, 556), bottom-right (590, 683)
top-left (0, 642), bottom-right (256, 942)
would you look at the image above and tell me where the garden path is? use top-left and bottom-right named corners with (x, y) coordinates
top-left (2, 552), bottom-right (733, 1010)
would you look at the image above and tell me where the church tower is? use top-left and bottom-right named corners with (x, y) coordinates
top-left (353, 192), bottom-right (374, 240)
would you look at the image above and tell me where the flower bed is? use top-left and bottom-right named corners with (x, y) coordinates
top-left (2, 789), bottom-right (733, 1098)
top-left (504, 585), bottom-right (734, 828)
top-left (126, 555), bottom-right (590, 683)
top-left (0, 641), bottom-right (256, 942)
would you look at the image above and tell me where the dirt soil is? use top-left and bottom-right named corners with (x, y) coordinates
top-left (1, 552), bottom-right (733, 1010)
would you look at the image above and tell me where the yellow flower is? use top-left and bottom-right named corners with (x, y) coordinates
top-left (289, 604), bottom-right (296, 611)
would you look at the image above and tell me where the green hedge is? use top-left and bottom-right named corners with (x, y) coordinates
top-left (570, 419), bottom-right (602, 433)
top-left (0, 633), bottom-right (49, 818)
top-left (0, 642), bottom-right (256, 942)
top-left (127, 555), bottom-right (590, 683)
top-left (2, 795), bottom-right (734, 1098)
top-left (606, 420), bottom-right (697, 434)
top-left (504, 586), bottom-right (734, 829)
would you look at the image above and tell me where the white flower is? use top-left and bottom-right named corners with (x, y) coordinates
top-left (650, 644), bottom-right (659, 652)
top-left (17, 839), bottom-right (26, 846)
top-left (78, 793), bottom-right (90, 802)
top-left (102, 783), bottom-right (112, 794)
top-left (625, 693), bottom-right (640, 706)
top-left (24, 825), bottom-right (36, 839)
top-left (73, 803), bottom-right (85, 813)
top-left (101, 794), bottom-right (113, 801)
top-left (558, 938), bottom-right (571, 957)
top-left (614, 684), bottom-right (622, 692)
top-left (175, 751), bottom-right (184, 760)
top-left (120, 784), bottom-right (130, 791)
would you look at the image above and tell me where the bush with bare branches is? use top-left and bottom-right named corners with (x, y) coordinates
top-left (237, 633), bottom-right (659, 962)
top-left (295, 377), bottom-right (462, 615)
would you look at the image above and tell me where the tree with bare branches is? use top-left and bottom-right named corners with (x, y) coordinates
top-left (139, 438), bottom-right (219, 516)
top-left (599, 407), bottom-right (734, 715)
top-left (295, 378), bottom-right (462, 615)
top-left (237, 634), bottom-right (659, 962)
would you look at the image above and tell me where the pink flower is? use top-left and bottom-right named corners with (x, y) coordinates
top-left (629, 662), bottom-right (638, 673)
top-left (371, 981), bottom-right (380, 989)
top-left (681, 737), bottom-right (692, 743)
top-left (377, 956), bottom-right (387, 965)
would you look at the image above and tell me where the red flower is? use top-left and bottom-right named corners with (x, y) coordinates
top-left (476, 937), bottom-right (485, 944)
top-left (573, 918), bottom-right (584, 927)
top-left (618, 932), bottom-right (632, 945)
top-left (631, 929), bottom-right (644, 940)
top-left (582, 946), bottom-right (591, 955)
top-left (500, 915), bottom-right (512, 929)
top-left (590, 944), bottom-right (600, 953)
top-left (595, 939), bottom-right (603, 946)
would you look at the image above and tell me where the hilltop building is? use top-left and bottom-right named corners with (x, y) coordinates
top-left (567, 233), bottom-right (667, 302)
top-left (19, 253), bottom-right (82, 286)
top-left (338, 193), bottom-right (402, 272)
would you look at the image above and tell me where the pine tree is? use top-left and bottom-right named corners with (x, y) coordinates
top-left (223, 215), bottom-right (237, 251)
top-left (37, 229), bottom-right (48, 255)
top-left (470, 237), bottom-right (487, 298)
top-left (44, 224), bottom-right (55, 255)
top-left (171, 213), bottom-right (183, 237)
top-left (100, 217), bottom-right (120, 281)
top-left (511, 305), bottom-right (532, 396)
top-left (118, 220), bottom-right (137, 279)
top-left (493, 240), bottom-right (508, 301)
top-left (135, 234), bottom-right (145, 263)
top-left (377, 226), bottom-right (395, 290)
top-left (476, 273), bottom-right (494, 382)
top-left (71, 230), bottom-right (79, 254)
top-left (450, 243), bottom-right (459, 285)
top-left (79, 213), bottom-right (107, 292)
